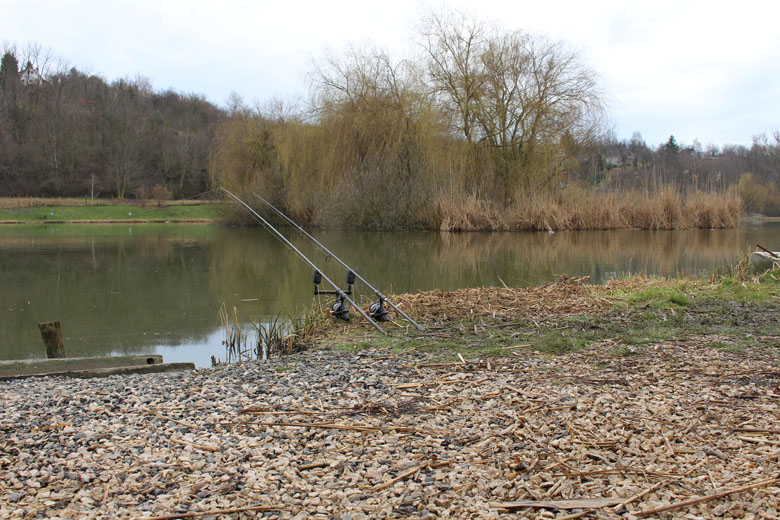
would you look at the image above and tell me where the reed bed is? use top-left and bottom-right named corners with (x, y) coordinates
top-left (435, 187), bottom-right (739, 232)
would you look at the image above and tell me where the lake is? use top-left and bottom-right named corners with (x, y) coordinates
top-left (1, 222), bottom-right (778, 367)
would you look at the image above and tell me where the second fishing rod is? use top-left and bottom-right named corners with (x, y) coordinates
top-left (252, 192), bottom-right (424, 331)
top-left (219, 187), bottom-right (387, 335)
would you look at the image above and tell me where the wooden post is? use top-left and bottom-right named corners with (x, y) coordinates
top-left (38, 321), bottom-right (65, 358)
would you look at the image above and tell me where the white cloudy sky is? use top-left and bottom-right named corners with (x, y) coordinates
top-left (2, 0), bottom-right (778, 147)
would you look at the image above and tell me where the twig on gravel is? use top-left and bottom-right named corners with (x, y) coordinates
top-left (553, 510), bottom-right (593, 520)
top-left (737, 435), bottom-right (780, 446)
top-left (395, 378), bottom-right (478, 389)
top-left (136, 503), bottom-right (287, 519)
top-left (169, 438), bottom-right (219, 452)
top-left (612, 480), bottom-right (672, 512)
top-left (154, 413), bottom-right (197, 429)
top-left (299, 461), bottom-right (333, 471)
top-left (371, 461), bottom-right (431, 492)
top-left (490, 497), bottom-right (623, 510)
top-left (238, 409), bottom-right (321, 415)
top-left (732, 427), bottom-right (780, 434)
top-left (634, 476), bottom-right (780, 518)
top-left (250, 421), bottom-right (429, 434)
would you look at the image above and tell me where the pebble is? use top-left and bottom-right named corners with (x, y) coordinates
top-left (1, 345), bottom-right (779, 518)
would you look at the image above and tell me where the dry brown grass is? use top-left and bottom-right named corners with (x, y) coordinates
top-left (392, 275), bottom-right (607, 323)
top-left (684, 189), bottom-right (740, 228)
top-left (434, 186), bottom-right (739, 231)
top-left (436, 195), bottom-right (505, 232)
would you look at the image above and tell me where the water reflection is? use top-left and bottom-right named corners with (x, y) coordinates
top-left (1, 222), bottom-right (778, 366)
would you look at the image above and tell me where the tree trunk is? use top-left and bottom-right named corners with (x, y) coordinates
top-left (38, 321), bottom-right (65, 358)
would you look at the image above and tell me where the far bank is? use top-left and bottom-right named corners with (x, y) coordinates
top-left (0, 199), bottom-right (221, 224)
top-left (0, 188), bottom-right (740, 231)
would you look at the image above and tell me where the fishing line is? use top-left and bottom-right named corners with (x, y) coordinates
top-left (251, 192), bottom-right (424, 330)
top-left (219, 187), bottom-right (386, 335)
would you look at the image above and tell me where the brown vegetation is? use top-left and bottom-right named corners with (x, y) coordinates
top-left (3, 18), bottom-right (779, 229)
top-left (212, 11), bottom-right (746, 231)
top-left (0, 44), bottom-right (219, 199)
top-left (392, 275), bottom-right (608, 324)
top-left (434, 185), bottom-right (738, 231)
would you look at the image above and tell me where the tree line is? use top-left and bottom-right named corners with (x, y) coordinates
top-left (2, 12), bottom-right (779, 227)
top-left (0, 43), bottom-right (221, 199)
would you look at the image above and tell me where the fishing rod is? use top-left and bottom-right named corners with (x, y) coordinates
top-left (219, 187), bottom-right (386, 335)
top-left (252, 192), bottom-right (424, 331)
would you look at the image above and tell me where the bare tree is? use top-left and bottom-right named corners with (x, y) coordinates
top-left (102, 80), bottom-right (148, 198)
top-left (419, 9), bottom-right (488, 143)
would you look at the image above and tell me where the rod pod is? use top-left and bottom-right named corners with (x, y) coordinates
top-left (252, 192), bottom-right (424, 331)
top-left (219, 187), bottom-right (386, 334)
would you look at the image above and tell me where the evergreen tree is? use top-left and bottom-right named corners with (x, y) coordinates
top-left (665, 135), bottom-right (680, 155)
top-left (0, 51), bottom-right (20, 91)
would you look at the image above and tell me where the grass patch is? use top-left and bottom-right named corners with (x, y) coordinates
top-left (610, 345), bottom-right (640, 357)
top-left (708, 342), bottom-right (744, 353)
top-left (712, 276), bottom-right (780, 303)
top-left (314, 265), bottom-right (780, 362)
top-left (534, 330), bottom-right (589, 354)
top-left (614, 283), bottom-right (691, 309)
top-left (0, 203), bottom-right (223, 222)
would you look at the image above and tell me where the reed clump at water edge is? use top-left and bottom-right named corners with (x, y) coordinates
top-left (436, 186), bottom-right (739, 232)
top-left (217, 304), bottom-right (330, 364)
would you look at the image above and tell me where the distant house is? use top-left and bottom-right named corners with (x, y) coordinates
top-left (20, 62), bottom-right (43, 86)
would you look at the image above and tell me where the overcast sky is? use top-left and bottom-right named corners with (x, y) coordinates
top-left (2, 0), bottom-right (778, 147)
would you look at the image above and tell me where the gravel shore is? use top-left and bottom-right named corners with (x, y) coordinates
top-left (1, 343), bottom-right (779, 519)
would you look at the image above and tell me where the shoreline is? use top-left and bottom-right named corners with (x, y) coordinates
top-left (0, 196), bottom-right (744, 231)
top-left (2, 273), bottom-right (780, 517)
top-left (0, 215), bottom-right (771, 226)
top-left (0, 218), bottom-right (216, 225)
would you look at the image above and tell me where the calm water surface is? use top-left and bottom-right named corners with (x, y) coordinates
top-left (2, 222), bottom-right (779, 367)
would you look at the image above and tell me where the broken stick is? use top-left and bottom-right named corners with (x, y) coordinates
top-left (138, 503), bottom-right (286, 520)
top-left (372, 462), bottom-right (429, 492)
top-left (634, 476), bottom-right (780, 518)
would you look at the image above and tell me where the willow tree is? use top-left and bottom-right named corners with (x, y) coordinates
top-left (212, 94), bottom-right (276, 195)
top-left (309, 44), bottom-right (439, 228)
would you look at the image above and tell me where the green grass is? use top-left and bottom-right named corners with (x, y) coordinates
top-left (708, 342), bottom-right (744, 353)
top-left (609, 345), bottom-right (640, 357)
top-left (535, 331), bottom-right (589, 354)
top-left (713, 275), bottom-right (780, 303)
top-left (0, 203), bottom-right (223, 222)
top-left (613, 283), bottom-right (692, 309)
